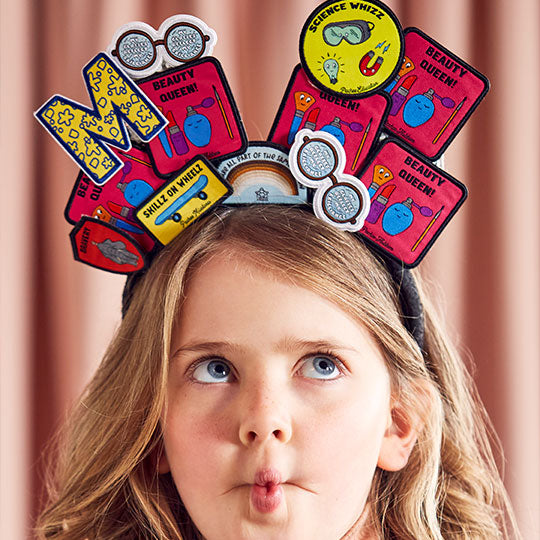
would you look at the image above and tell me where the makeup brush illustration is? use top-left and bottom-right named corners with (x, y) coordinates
top-left (351, 117), bottom-right (372, 170)
top-left (433, 98), bottom-right (466, 144)
top-left (288, 91), bottom-right (316, 144)
top-left (213, 85), bottom-right (233, 139)
top-left (411, 205), bottom-right (444, 251)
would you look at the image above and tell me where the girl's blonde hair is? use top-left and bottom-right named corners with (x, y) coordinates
top-left (37, 205), bottom-right (519, 539)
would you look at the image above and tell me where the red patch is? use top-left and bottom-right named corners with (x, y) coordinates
top-left (70, 217), bottom-right (146, 274)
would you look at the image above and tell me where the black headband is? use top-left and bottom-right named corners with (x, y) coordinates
top-left (120, 220), bottom-right (425, 351)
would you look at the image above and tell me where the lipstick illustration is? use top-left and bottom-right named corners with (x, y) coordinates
top-left (389, 75), bottom-right (417, 116)
top-left (303, 107), bottom-right (320, 131)
top-left (365, 184), bottom-right (395, 224)
top-left (157, 107), bottom-right (173, 158)
top-left (107, 201), bottom-right (135, 221)
top-left (166, 111), bottom-right (189, 156)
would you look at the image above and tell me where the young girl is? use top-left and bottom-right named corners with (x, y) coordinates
top-left (36, 204), bottom-right (519, 539)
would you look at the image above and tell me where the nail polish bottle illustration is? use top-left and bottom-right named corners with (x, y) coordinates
top-left (157, 107), bottom-right (173, 158)
top-left (166, 111), bottom-right (189, 155)
top-left (389, 75), bottom-right (417, 116)
top-left (365, 184), bottom-right (395, 224)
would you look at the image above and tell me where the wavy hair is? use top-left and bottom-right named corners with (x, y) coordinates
top-left (36, 205), bottom-right (519, 539)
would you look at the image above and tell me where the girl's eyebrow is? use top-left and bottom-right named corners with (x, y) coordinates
top-left (170, 338), bottom-right (361, 361)
top-left (170, 341), bottom-right (237, 359)
top-left (276, 338), bottom-right (361, 355)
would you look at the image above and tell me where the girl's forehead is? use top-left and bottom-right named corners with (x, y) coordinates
top-left (172, 251), bottom-right (384, 363)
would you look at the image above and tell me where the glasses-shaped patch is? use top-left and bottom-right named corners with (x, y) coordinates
top-left (108, 15), bottom-right (217, 78)
top-left (289, 130), bottom-right (370, 232)
top-left (322, 20), bottom-right (374, 47)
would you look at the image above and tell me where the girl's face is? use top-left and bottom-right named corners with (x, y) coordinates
top-left (162, 252), bottom-right (394, 540)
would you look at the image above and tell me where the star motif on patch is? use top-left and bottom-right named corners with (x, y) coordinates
top-left (255, 187), bottom-right (269, 202)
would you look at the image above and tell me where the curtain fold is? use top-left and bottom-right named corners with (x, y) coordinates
top-left (1, 0), bottom-right (538, 537)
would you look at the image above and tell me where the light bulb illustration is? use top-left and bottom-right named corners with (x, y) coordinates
top-left (323, 58), bottom-right (339, 84)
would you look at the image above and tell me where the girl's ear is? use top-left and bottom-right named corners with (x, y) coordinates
top-left (157, 446), bottom-right (171, 474)
top-left (377, 381), bottom-right (433, 472)
top-left (150, 437), bottom-right (170, 474)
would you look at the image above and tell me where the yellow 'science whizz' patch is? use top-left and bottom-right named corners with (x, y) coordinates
top-left (300, 0), bottom-right (404, 98)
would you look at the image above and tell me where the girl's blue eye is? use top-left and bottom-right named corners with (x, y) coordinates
top-left (300, 355), bottom-right (341, 380)
top-left (192, 359), bottom-right (231, 383)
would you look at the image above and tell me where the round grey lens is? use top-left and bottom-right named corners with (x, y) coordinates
top-left (299, 140), bottom-right (336, 179)
top-left (118, 34), bottom-right (154, 69)
top-left (166, 26), bottom-right (204, 61)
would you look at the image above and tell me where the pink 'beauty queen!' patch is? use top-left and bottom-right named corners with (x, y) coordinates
top-left (356, 138), bottom-right (467, 267)
top-left (383, 28), bottom-right (489, 160)
top-left (137, 57), bottom-right (247, 177)
top-left (64, 145), bottom-right (166, 253)
top-left (269, 65), bottom-right (390, 176)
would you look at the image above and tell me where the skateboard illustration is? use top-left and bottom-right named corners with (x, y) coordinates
top-left (155, 174), bottom-right (208, 225)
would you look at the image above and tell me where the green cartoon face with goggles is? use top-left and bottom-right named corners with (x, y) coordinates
top-left (322, 20), bottom-right (375, 46)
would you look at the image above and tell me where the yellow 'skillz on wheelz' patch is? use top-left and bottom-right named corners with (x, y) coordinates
top-left (300, 0), bottom-right (404, 98)
top-left (136, 156), bottom-right (232, 244)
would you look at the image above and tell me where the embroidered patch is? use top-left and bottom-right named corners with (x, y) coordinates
top-left (34, 53), bottom-right (167, 185)
top-left (383, 28), bottom-right (489, 160)
top-left (299, 0), bottom-right (404, 97)
top-left (64, 145), bottom-right (166, 252)
top-left (268, 64), bottom-right (390, 174)
top-left (108, 14), bottom-right (217, 79)
top-left (217, 141), bottom-right (308, 204)
top-left (356, 138), bottom-right (467, 267)
top-left (289, 129), bottom-right (370, 231)
top-left (137, 58), bottom-right (247, 176)
top-left (70, 217), bottom-right (146, 273)
top-left (136, 156), bottom-right (232, 244)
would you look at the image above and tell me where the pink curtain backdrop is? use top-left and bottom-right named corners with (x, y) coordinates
top-left (1, 0), bottom-right (538, 537)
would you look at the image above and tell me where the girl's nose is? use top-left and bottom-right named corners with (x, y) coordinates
top-left (237, 383), bottom-right (293, 446)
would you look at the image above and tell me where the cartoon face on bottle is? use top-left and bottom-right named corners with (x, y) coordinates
top-left (382, 200), bottom-right (414, 235)
top-left (124, 179), bottom-right (155, 207)
top-left (320, 122), bottom-right (345, 144)
top-left (403, 94), bottom-right (435, 128)
top-left (184, 112), bottom-right (212, 147)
